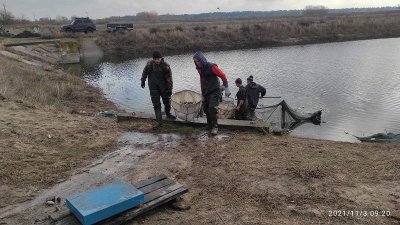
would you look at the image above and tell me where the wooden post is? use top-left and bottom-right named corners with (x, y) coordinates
top-left (281, 106), bottom-right (286, 129)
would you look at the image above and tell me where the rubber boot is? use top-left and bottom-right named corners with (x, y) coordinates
top-left (153, 109), bottom-right (162, 130)
top-left (210, 125), bottom-right (218, 136)
top-left (165, 105), bottom-right (176, 120)
top-left (204, 114), bottom-right (212, 130)
top-left (209, 113), bottom-right (218, 135)
top-left (248, 108), bottom-right (256, 121)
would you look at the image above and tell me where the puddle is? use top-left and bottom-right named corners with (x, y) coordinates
top-left (0, 132), bottom-right (181, 220)
top-left (118, 132), bottom-right (181, 150)
top-left (197, 131), bottom-right (231, 144)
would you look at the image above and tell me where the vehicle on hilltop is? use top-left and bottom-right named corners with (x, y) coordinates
top-left (61, 17), bottom-right (96, 33)
top-left (106, 23), bottom-right (134, 32)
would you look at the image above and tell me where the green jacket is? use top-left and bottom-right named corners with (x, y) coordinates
top-left (141, 59), bottom-right (173, 91)
top-left (236, 85), bottom-right (247, 111)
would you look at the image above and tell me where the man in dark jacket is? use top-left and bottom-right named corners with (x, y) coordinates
top-left (234, 78), bottom-right (247, 120)
top-left (141, 51), bottom-right (176, 129)
top-left (246, 75), bottom-right (266, 120)
top-left (193, 51), bottom-right (230, 135)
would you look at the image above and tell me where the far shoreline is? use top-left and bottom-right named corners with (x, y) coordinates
top-left (100, 35), bottom-right (400, 61)
top-left (95, 12), bottom-right (400, 58)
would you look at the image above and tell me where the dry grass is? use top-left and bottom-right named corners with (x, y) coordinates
top-left (96, 12), bottom-right (400, 57)
top-left (0, 58), bottom-right (124, 207)
top-left (0, 58), bottom-right (109, 112)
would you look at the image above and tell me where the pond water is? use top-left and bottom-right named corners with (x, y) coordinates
top-left (77, 38), bottom-right (400, 142)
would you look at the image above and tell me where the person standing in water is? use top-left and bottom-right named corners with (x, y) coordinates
top-left (234, 78), bottom-right (247, 120)
top-left (246, 75), bottom-right (266, 120)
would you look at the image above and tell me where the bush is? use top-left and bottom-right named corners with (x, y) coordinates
top-left (175, 26), bottom-right (184, 31)
top-left (240, 25), bottom-right (251, 33)
top-left (149, 27), bottom-right (160, 34)
top-left (298, 20), bottom-right (314, 27)
top-left (253, 24), bottom-right (265, 31)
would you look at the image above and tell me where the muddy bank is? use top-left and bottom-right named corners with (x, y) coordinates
top-left (96, 12), bottom-right (400, 58)
top-left (1, 128), bottom-right (399, 224)
top-left (0, 132), bottom-right (180, 220)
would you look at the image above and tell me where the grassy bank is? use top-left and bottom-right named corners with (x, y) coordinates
top-left (96, 12), bottom-right (400, 57)
top-left (0, 57), bottom-right (124, 207)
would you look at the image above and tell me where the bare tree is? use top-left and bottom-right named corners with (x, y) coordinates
top-left (136, 11), bottom-right (160, 23)
top-left (0, 3), bottom-right (14, 24)
top-left (303, 5), bottom-right (329, 16)
top-left (55, 16), bottom-right (68, 23)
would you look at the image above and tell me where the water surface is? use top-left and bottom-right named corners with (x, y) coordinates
top-left (80, 38), bottom-right (400, 142)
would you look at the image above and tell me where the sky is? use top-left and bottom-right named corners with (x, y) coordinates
top-left (2, 0), bottom-right (399, 20)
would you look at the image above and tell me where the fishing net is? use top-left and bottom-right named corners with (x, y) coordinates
top-left (355, 133), bottom-right (400, 143)
top-left (255, 100), bottom-right (322, 130)
top-left (171, 90), bottom-right (203, 122)
top-left (218, 97), bottom-right (235, 119)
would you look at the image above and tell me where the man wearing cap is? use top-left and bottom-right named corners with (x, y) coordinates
top-left (193, 51), bottom-right (230, 135)
top-left (234, 78), bottom-right (247, 120)
top-left (141, 51), bottom-right (176, 129)
top-left (246, 75), bottom-right (266, 120)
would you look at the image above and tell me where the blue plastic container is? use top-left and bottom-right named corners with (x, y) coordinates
top-left (66, 181), bottom-right (144, 225)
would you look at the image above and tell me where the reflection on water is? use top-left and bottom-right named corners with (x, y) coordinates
top-left (77, 38), bottom-right (400, 142)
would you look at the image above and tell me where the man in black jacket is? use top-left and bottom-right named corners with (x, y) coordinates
top-left (141, 51), bottom-right (176, 129)
top-left (246, 75), bottom-right (266, 120)
top-left (193, 51), bottom-right (230, 135)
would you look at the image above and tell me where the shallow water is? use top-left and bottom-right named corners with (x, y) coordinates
top-left (80, 38), bottom-right (400, 142)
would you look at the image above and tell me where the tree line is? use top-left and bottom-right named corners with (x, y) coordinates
top-left (1, 4), bottom-right (400, 25)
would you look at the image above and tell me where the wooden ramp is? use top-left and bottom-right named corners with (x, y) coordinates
top-left (117, 112), bottom-right (270, 130)
top-left (52, 175), bottom-right (188, 225)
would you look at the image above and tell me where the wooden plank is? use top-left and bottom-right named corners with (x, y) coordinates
top-left (139, 179), bottom-right (175, 195)
top-left (99, 186), bottom-right (188, 225)
top-left (143, 183), bottom-right (184, 203)
top-left (117, 113), bottom-right (270, 129)
top-left (133, 174), bottom-right (167, 189)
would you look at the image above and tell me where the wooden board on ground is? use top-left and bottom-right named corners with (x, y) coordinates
top-left (53, 175), bottom-right (188, 225)
top-left (117, 112), bottom-right (270, 130)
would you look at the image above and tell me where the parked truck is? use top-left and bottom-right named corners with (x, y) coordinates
top-left (106, 23), bottom-right (134, 32)
top-left (61, 17), bottom-right (96, 33)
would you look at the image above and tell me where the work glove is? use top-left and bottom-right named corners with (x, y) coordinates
top-left (141, 81), bottom-right (145, 88)
top-left (225, 86), bottom-right (231, 97)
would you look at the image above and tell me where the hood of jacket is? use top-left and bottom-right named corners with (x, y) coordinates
top-left (193, 51), bottom-right (213, 72)
top-left (248, 82), bottom-right (258, 89)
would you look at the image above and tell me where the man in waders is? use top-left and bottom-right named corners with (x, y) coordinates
top-left (246, 75), bottom-right (266, 120)
top-left (193, 51), bottom-right (230, 135)
top-left (141, 51), bottom-right (176, 129)
top-left (234, 78), bottom-right (247, 120)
